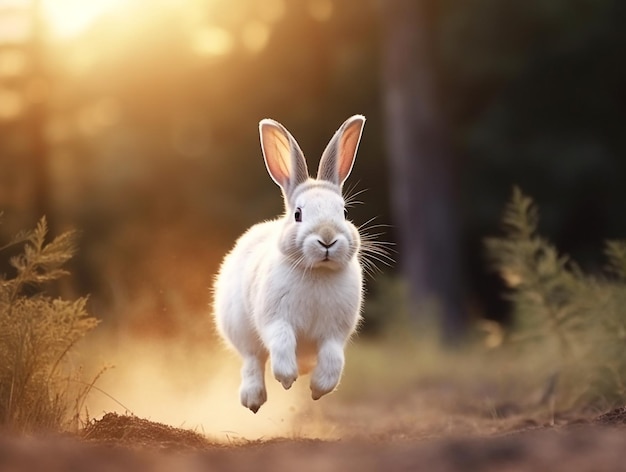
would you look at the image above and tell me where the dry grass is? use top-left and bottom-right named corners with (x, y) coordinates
top-left (0, 217), bottom-right (99, 432)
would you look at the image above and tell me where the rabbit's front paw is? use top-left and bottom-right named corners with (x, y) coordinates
top-left (271, 356), bottom-right (298, 390)
top-left (310, 341), bottom-right (344, 400)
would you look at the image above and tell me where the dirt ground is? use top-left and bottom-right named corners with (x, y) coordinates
top-left (4, 394), bottom-right (626, 471)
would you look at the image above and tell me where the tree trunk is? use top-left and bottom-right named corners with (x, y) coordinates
top-left (382, 0), bottom-right (466, 342)
top-left (28, 0), bottom-right (52, 228)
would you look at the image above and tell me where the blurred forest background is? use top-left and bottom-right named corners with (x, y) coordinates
top-left (1, 0), bottom-right (625, 342)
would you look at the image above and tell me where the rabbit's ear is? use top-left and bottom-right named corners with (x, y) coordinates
top-left (259, 119), bottom-right (309, 197)
top-left (317, 115), bottom-right (365, 187)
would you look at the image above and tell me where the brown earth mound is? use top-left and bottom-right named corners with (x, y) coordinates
top-left (81, 412), bottom-right (213, 450)
top-left (595, 407), bottom-right (626, 425)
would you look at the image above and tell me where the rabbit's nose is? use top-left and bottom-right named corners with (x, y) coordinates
top-left (317, 239), bottom-right (337, 249)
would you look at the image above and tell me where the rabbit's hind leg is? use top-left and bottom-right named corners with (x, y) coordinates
top-left (239, 351), bottom-right (268, 413)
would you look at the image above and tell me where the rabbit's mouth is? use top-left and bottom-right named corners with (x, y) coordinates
top-left (313, 255), bottom-right (343, 270)
top-left (316, 247), bottom-right (339, 265)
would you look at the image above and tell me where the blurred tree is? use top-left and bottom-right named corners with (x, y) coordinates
top-left (0, 0), bottom-right (52, 232)
top-left (27, 0), bottom-right (53, 230)
top-left (382, 0), bottom-right (465, 341)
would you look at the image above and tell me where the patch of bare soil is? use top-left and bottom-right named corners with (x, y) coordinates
top-left (4, 408), bottom-right (626, 471)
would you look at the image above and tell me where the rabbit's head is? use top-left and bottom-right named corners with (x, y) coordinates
top-left (259, 115), bottom-right (365, 270)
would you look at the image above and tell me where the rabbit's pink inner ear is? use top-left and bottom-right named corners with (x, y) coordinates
top-left (336, 116), bottom-right (365, 184)
top-left (260, 121), bottom-right (292, 188)
top-left (317, 115), bottom-right (365, 186)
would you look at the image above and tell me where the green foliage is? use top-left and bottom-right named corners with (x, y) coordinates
top-left (0, 217), bottom-right (99, 432)
top-left (485, 188), bottom-right (626, 409)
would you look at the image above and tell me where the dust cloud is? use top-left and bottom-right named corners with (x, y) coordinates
top-left (82, 332), bottom-right (335, 441)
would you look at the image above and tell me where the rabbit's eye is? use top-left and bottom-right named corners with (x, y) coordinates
top-left (294, 208), bottom-right (302, 222)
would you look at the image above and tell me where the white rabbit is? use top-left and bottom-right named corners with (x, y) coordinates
top-left (213, 115), bottom-right (366, 413)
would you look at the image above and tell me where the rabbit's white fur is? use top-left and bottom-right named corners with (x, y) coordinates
top-left (213, 115), bottom-right (366, 413)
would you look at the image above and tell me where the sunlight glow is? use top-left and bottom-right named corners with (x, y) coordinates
top-left (41, 0), bottom-right (125, 39)
top-left (192, 26), bottom-right (234, 57)
top-left (0, 11), bottom-right (31, 43)
top-left (241, 20), bottom-right (270, 53)
top-left (2, 0), bottom-right (288, 60)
